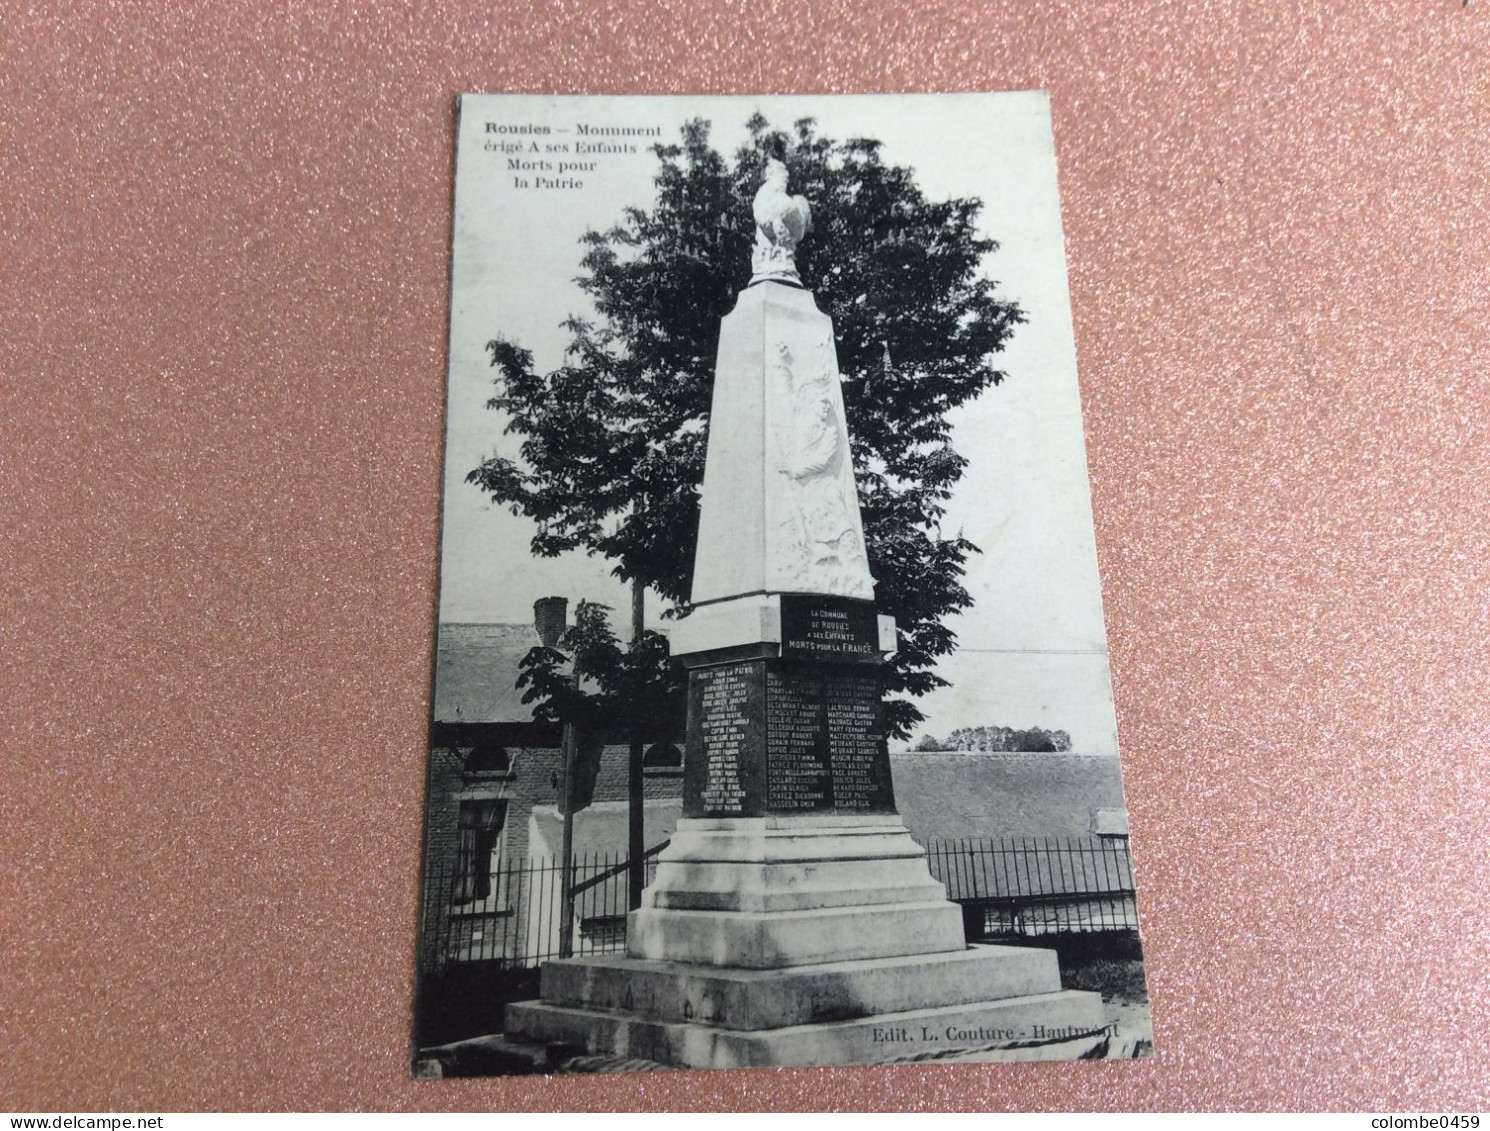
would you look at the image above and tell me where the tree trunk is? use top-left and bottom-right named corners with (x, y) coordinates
top-left (628, 578), bottom-right (645, 910)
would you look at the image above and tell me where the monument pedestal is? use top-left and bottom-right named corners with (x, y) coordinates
top-left (628, 816), bottom-right (966, 967)
top-left (507, 810), bottom-right (1108, 1066)
top-left (503, 270), bottom-right (1106, 1069)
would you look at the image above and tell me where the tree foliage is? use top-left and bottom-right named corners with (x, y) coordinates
top-left (515, 600), bottom-right (687, 743)
top-left (472, 115), bottom-right (1024, 738)
top-left (940, 725), bottom-right (1074, 753)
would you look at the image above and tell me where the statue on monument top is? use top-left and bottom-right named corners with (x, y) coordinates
top-left (750, 158), bottom-right (812, 286)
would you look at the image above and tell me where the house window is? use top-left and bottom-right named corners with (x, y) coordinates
top-left (463, 742), bottom-right (510, 776)
top-left (454, 798), bottom-right (507, 903)
top-left (643, 742), bottom-right (683, 768)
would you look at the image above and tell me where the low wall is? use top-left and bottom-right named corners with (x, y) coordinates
top-left (890, 752), bottom-right (1128, 842)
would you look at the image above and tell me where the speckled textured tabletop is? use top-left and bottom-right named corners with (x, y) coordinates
top-left (2, 1), bottom-right (1487, 1112)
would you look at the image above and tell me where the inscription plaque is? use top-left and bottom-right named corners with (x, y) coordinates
top-left (685, 655), bottom-right (895, 818)
top-left (778, 594), bottom-right (880, 664)
top-left (764, 665), bottom-right (894, 812)
top-left (764, 668), bottom-right (831, 810)
top-left (684, 661), bottom-right (764, 817)
top-left (823, 669), bottom-right (882, 810)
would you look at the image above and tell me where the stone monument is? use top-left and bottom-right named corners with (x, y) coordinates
top-left (505, 160), bottom-right (1107, 1069)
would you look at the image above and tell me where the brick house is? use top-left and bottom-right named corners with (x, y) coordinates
top-left (417, 605), bottom-right (684, 970)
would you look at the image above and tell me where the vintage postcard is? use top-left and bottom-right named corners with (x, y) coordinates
top-left (413, 91), bottom-right (1151, 1077)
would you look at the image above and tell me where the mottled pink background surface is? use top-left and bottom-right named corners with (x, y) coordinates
top-left (3, 0), bottom-right (1487, 1112)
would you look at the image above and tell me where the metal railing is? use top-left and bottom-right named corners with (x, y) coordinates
top-left (418, 848), bottom-right (662, 972)
top-left (419, 835), bottom-right (1137, 971)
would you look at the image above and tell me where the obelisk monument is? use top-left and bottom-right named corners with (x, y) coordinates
top-left (505, 161), bottom-right (1106, 1068)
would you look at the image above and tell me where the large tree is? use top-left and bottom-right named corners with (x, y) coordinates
top-left (471, 115), bottom-right (1024, 738)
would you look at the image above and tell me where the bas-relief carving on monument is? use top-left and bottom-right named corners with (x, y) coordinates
top-left (770, 339), bottom-right (874, 599)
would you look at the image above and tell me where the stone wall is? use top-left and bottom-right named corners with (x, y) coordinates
top-left (889, 752), bottom-right (1129, 842)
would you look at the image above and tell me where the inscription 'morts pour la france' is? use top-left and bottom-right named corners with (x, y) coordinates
top-left (779, 595), bottom-right (880, 664)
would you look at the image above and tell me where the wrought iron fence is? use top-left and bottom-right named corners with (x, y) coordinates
top-left (925, 836), bottom-right (1139, 937)
top-left (418, 849), bottom-right (661, 973)
top-left (419, 835), bottom-right (1136, 971)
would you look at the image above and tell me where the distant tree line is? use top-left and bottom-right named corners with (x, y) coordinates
top-left (912, 726), bottom-right (1073, 753)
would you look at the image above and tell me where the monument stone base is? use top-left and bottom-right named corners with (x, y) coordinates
top-left (507, 970), bottom-right (1106, 1069)
top-left (503, 816), bottom-right (1109, 1069)
top-left (628, 816), bottom-right (966, 967)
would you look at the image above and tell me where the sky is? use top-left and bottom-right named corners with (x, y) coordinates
top-left (437, 92), bottom-right (1120, 755)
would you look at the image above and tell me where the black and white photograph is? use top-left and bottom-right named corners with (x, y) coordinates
top-left (412, 91), bottom-right (1152, 1077)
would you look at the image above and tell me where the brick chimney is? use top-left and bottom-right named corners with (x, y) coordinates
top-left (533, 596), bottom-right (568, 648)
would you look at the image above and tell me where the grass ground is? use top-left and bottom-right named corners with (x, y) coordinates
top-left (1062, 956), bottom-right (1149, 1005)
top-left (1049, 933), bottom-right (1152, 1056)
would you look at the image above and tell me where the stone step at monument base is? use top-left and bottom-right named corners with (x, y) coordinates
top-left (506, 985), bottom-right (1109, 1070)
top-left (626, 899), bottom-right (968, 967)
top-left (642, 854), bottom-right (952, 915)
top-left (646, 868), bottom-right (949, 913)
top-left (642, 819), bottom-right (950, 915)
top-left (628, 814), bottom-right (969, 965)
top-left (534, 944), bottom-right (1066, 1029)
top-left (654, 815), bottom-right (935, 866)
